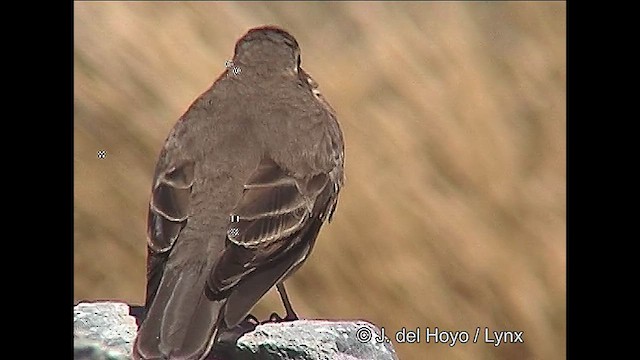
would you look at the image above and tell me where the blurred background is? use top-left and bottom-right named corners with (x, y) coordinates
top-left (74, 2), bottom-right (565, 359)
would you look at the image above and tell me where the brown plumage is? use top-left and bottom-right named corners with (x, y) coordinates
top-left (133, 25), bottom-right (344, 360)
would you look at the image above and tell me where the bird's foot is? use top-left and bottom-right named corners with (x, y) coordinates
top-left (128, 305), bottom-right (147, 327)
top-left (261, 311), bottom-right (298, 324)
top-left (237, 314), bottom-right (260, 333)
top-left (214, 314), bottom-right (259, 348)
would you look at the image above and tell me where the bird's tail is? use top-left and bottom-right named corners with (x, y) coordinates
top-left (134, 263), bottom-right (225, 360)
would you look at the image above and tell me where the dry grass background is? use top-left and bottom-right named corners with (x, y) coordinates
top-left (74, 2), bottom-right (565, 359)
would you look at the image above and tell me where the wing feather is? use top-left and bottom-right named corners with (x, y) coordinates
top-left (206, 156), bottom-right (339, 302)
top-left (146, 160), bottom-right (195, 253)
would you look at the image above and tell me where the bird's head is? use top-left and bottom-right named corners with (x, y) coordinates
top-left (233, 26), bottom-right (301, 77)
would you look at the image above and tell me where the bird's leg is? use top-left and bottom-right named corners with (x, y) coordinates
top-left (259, 282), bottom-right (299, 324)
top-left (276, 282), bottom-right (298, 321)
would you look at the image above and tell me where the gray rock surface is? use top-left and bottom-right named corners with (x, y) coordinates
top-left (73, 302), bottom-right (399, 360)
top-left (74, 302), bottom-right (137, 359)
top-left (235, 320), bottom-right (399, 360)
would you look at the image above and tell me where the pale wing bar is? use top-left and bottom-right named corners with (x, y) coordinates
top-left (147, 160), bottom-right (195, 253)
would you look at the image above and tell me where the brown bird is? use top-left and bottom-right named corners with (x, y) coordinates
top-left (133, 25), bottom-right (345, 360)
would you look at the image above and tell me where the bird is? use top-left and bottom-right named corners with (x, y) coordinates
top-left (133, 25), bottom-right (345, 360)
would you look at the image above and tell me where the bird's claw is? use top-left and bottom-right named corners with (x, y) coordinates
top-left (244, 314), bottom-right (260, 326)
top-left (260, 312), bottom-right (298, 324)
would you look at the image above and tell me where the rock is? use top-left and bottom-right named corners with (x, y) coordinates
top-left (231, 320), bottom-right (399, 360)
top-left (74, 302), bottom-right (138, 359)
top-left (73, 302), bottom-right (399, 360)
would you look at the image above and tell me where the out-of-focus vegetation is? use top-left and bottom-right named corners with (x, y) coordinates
top-left (74, 2), bottom-right (565, 359)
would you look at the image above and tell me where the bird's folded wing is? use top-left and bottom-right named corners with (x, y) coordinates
top-left (144, 159), bottom-right (195, 307)
top-left (206, 156), bottom-right (334, 301)
top-left (147, 159), bottom-right (195, 252)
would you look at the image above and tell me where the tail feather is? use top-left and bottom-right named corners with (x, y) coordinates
top-left (134, 264), bottom-right (224, 360)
